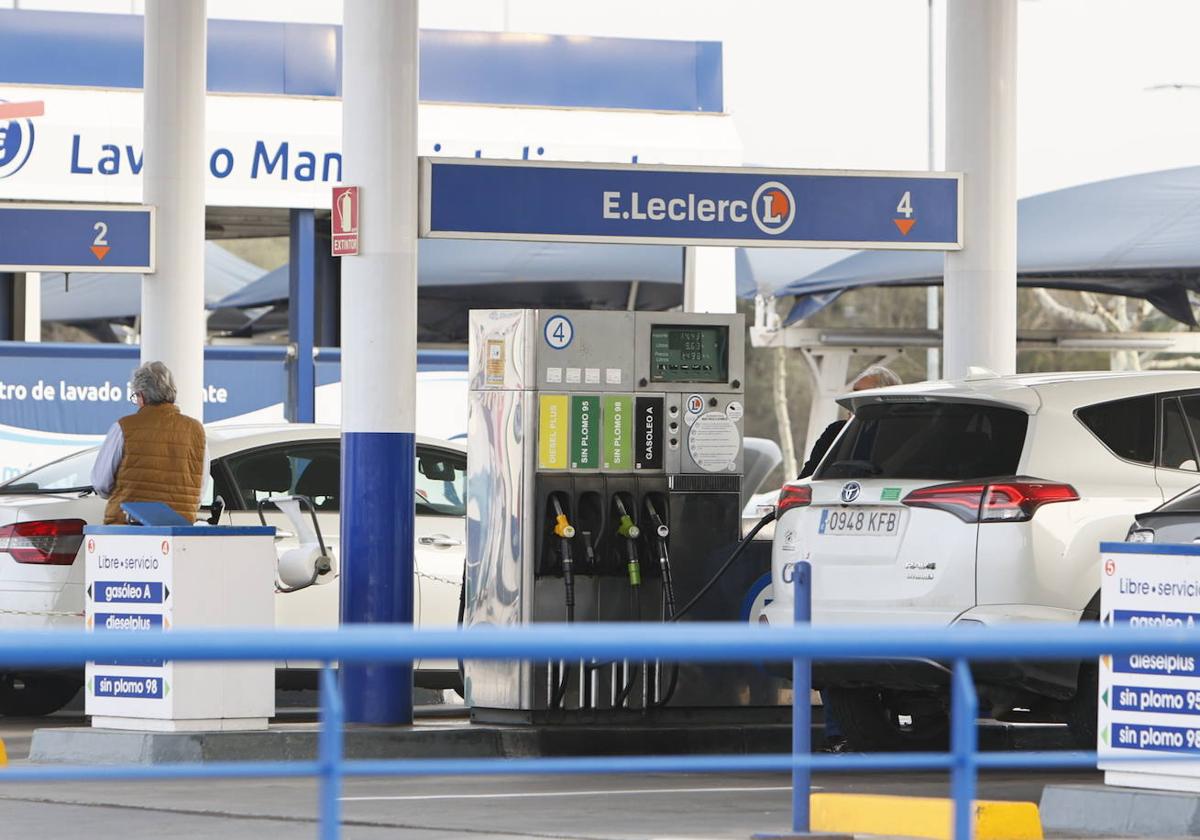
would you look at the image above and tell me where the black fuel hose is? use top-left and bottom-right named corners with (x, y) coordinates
top-left (670, 509), bottom-right (776, 623)
top-left (647, 509), bottom-right (777, 709)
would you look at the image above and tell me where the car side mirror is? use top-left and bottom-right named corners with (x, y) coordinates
top-left (207, 495), bottom-right (225, 526)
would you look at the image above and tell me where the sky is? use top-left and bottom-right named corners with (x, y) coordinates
top-left (5, 0), bottom-right (1200, 198)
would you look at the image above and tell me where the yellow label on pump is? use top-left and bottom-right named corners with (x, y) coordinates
top-left (538, 394), bottom-right (569, 470)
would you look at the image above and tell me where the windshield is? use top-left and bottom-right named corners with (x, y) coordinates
top-left (0, 448), bottom-right (98, 494)
top-left (815, 401), bottom-right (1029, 481)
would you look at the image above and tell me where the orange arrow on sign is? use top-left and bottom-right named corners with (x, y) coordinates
top-left (91, 245), bottom-right (110, 261)
top-left (893, 218), bottom-right (916, 235)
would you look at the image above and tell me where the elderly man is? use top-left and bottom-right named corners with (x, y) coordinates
top-left (91, 361), bottom-right (209, 525)
top-left (798, 364), bottom-right (902, 480)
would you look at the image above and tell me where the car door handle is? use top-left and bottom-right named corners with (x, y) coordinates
top-left (418, 534), bottom-right (463, 548)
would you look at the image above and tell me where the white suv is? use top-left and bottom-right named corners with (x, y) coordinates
top-left (765, 370), bottom-right (1200, 750)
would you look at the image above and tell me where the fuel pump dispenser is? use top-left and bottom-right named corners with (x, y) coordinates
top-left (464, 309), bottom-right (786, 723)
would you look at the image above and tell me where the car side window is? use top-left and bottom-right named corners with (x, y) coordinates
top-left (415, 448), bottom-right (466, 517)
top-left (199, 463), bottom-right (236, 509)
top-left (222, 442), bottom-right (341, 511)
top-left (1077, 395), bottom-right (1155, 464)
top-left (1161, 397), bottom-right (1200, 471)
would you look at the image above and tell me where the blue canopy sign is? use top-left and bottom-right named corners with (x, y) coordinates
top-left (0, 202), bottom-right (155, 272)
top-left (420, 158), bottom-right (962, 250)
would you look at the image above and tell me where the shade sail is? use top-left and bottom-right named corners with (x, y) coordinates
top-left (42, 241), bottom-right (263, 323)
top-left (211, 239), bottom-right (685, 309)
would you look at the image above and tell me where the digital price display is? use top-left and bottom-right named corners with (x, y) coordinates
top-left (649, 325), bottom-right (729, 384)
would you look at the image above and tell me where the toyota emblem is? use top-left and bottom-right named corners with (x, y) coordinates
top-left (840, 481), bottom-right (862, 503)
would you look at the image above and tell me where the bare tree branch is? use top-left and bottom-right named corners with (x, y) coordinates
top-left (1032, 288), bottom-right (1108, 331)
top-left (1145, 356), bottom-right (1200, 370)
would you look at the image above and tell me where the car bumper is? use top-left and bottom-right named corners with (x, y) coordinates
top-left (763, 603), bottom-right (1086, 699)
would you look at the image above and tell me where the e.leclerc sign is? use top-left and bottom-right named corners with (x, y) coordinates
top-left (420, 158), bottom-right (962, 249)
top-left (0, 202), bottom-right (154, 272)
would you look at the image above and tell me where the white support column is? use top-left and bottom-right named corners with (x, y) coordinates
top-left (13, 273), bottom-right (40, 342)
top-left (340, 0), bottom-right (418, 724)
top-left (141, 0), bottom-right (206, 417)
top-left (682, 246), bottom-right (736, 314)
top-left (943, 0), bottom-right (1017, 379)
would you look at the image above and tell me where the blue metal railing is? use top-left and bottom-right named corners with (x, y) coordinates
top-left (0, 599), bottom-right (1193, 837)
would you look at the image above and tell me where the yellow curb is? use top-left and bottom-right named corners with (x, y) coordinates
top-left (0, 738), bottom-right (9, 767)
top-left (811, 792), bottom-right (1042, 840)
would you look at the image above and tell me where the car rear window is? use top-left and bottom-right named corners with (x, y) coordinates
top-left (815, 401), bottom-right (1029, 480)
top-left (1076, 395), bottom-right (1155, 464)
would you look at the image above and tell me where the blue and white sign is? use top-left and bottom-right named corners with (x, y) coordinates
top-left (0, 202), bottom-right (154, 272)
top-left (1099, 542), bottom-right (1200, 792)
top-left (421, 158), bottom-right (963, 249)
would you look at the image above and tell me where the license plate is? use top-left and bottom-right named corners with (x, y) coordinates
top-left (818, 507), bottom-right (902, 537)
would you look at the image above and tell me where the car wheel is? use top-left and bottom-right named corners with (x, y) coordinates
top-left (0, 674), bottom-right (82, 717)
top-left (1066, 659), bottom-right (1098, 749)
top-left (823, 687), bottom-right (950, 752)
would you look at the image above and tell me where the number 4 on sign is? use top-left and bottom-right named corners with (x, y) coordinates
top-left (893, 192), bottom-right (916, 236)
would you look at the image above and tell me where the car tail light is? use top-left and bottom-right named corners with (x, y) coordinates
top-left (776, 484), bottom-right (812, 515)
top-left (981, 482), bottom-right (1079, 522)
top-left (0, 519), bottom-right (87, 564)
top-left (901, 483), bottom-right (986, 523)
top-left (902, 480), bottom-right (1078, 524)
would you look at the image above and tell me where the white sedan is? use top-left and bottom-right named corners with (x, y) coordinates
top-left (0, 423), bottom-right (466, 715)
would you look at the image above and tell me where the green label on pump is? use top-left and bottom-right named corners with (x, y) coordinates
top-left (603, 395), bottom-right (633, 471)
top-left (571, 395), bottom-right (599, 469)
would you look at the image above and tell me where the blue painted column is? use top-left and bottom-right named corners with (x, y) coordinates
top-left (288, 208), bottom-right (316, 423)
top-left (339, 0), bottom-right (418, 724)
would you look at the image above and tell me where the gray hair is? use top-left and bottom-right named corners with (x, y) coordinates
top-left (852, 365), bottom-right (902, 390)
top-left (131, 361), bottom-right (177, 405)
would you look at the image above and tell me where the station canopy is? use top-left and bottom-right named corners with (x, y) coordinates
top-left (738, 166), bottom-right (1200, 326)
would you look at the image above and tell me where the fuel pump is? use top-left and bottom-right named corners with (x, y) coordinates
top-left (465, 309), bottom-right (787, 724)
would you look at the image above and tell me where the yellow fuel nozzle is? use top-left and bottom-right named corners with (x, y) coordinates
top-left (617, 515), bottom-right (639, 540)
top-left (554, 513), bottom-right (575, 539)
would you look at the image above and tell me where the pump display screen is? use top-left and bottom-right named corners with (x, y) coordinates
top-left (649, 325), bottom-right (729, 383)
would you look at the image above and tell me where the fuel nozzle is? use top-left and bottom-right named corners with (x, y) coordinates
top-left (551, 496), bottom-right (576, 619)
top-left (645, 496), bottom-right (676, 620)
top-left (613, 496), bottom-right (641, 587)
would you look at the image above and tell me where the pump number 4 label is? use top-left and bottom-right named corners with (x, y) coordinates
top-left (544, 315), bottom-right (574, 350)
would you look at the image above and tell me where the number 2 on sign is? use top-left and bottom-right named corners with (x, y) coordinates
top-left (896, 192), bottom-right (913, 218)
top-left (93, 221), bottom-right (109, 246)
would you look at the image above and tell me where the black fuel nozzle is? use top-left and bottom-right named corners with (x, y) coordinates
top-left (580, 530), bottom-right (596, 568)
top-left (645, 497), bottom-right (676, 620)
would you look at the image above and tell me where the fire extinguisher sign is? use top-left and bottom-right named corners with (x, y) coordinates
top-left (331, 186), bottom-right (360, 257)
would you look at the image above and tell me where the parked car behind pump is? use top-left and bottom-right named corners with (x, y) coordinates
top-left (764, 371), bottom-right (1200, 751)
top-left (1127, 482), bottom-right (1200, 544)
top-left (0, 424), bottom-right (466, 715)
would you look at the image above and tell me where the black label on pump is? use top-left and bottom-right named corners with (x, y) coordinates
top-left (635, 396), bottom-right (663, 471)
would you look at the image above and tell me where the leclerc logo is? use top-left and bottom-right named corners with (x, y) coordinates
top-left (601, 179), bottom-right (796, 236)
top-left (0, 101), bottom-right (37, 179)
top-left (751, 181), bottom-right (795, 235)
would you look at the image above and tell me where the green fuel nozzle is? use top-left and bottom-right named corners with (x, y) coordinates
top-left (617, 514), bottom-right (639, 540)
